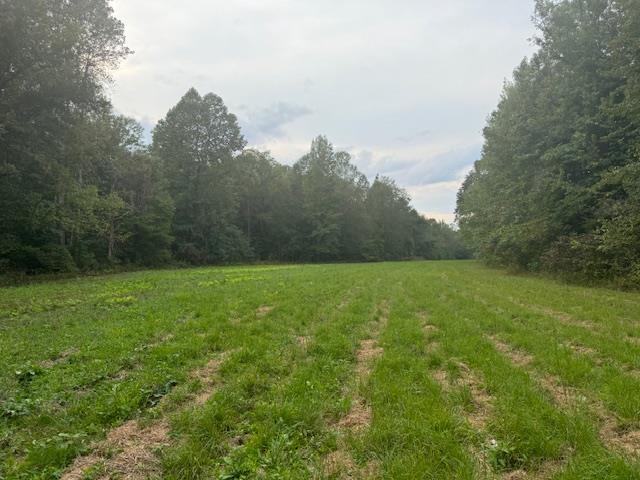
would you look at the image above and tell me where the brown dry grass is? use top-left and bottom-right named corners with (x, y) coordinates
top-left (488, 336), bottom-right (640, 458)
top-left (355, 340), bottom-right (384, 377)
top-left (563, 342), bottom-right (600, 363)
top-left (337, 399), bottom-right (373, 432)
top-left (321, 451), bottom-right (381, 479)
top-left (507, 298), bottom-right (598, 332)
top-left (431, 362), bottom-right (496, 477)
top-left (489, 336), bottom-right (534, 367)
top-left (40, 348), bottom-right (78, 369)
top-left (62, 421), bottom-right (169, 480)
top-left (256, 305), bottom-right (274, 317)
top-left (192, 355), bottom-right (226, 406)
top-left (321, 302), bottom-right (388, 479)
top-left (61, 351), bottom-right (228, 480)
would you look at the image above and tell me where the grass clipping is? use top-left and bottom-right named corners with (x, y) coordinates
top-left (321, 302), bottom-right (388, 479)
top-left (61, 355), bottom-right (227, 480)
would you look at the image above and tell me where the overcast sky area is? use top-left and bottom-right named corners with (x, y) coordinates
top-left (108, 0), bottom-right (538, 223)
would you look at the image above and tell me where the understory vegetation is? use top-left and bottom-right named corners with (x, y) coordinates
top-left (1, 261), bottom-right (640, 479)
top-left (457, 0), bottom-right (640, 286)
top-left (0, 1), bottom-right (466, 275)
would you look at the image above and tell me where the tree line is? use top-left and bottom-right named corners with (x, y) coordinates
top-left (0, 0), bottom-right (467, 274)
top-left (457, 0), bottom-right (640, 286)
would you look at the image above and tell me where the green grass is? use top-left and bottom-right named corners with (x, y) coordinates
top-left (1, 261), bottom-right (640, 479)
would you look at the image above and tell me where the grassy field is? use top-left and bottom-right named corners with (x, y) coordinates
top-left (1, 261), bottom-right (640, 479)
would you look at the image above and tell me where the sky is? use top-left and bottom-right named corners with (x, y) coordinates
top-left (108, 0), bottom-right (538, 224)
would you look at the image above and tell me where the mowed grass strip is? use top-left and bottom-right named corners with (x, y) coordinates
top-left (160, 274), bottom-right (385, 479)
top-left (2, 261), bottom-right (640, 479)
top-left (319, 300), bottom-right (388, 479)
top-left (450, 271), bottom-right (640, 429)
top-left (0, 265), bottom-right (367, 478)
top-left (352, 279), bottom-right (478, 479)
top-left (407, 262), bottom-right (640, 479)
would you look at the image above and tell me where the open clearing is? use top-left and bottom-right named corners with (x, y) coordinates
top-left (1, 261), bottom-right (640, 479)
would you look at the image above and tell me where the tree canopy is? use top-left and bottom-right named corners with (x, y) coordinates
top-left (457, 0), bottom-right (640, 286)
top-left (0, 0), bottom-right (467, 274)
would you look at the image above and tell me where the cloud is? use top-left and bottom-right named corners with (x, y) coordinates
top-left (420, 211), bottom-right (457, 224)
top-left (395, 129), bottom-right (430, 143)
top-left (407, 179), bottom-right (469, 223)
top-left (240, 101), bottom-right (312, 142)
top-left (350, 144), bottom-right (480, 187)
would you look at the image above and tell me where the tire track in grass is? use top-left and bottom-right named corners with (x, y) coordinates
top-left (322, 301), bottom-right (388, 479)
top-left (488, 335), bottom-right (640, 458)
top-left (427, 327), bottom-right (563, 479)
top-left (165, 279), bottom-right (376, 478)
top-left (358, 283), bottom-right (477, 479)
top-left (403, 277), bottom-right (577, 478)
top-left (455, 282), bottom-right (640, 421)
top-left (61, 352), bottom-right (231, 480)
top-left (505, 298), bottom-right (599, 333)
top-left (465, 278), bottom-right (640, 377)
top-left (505, 297), bottom-right (640, 377)
top-left (429, 358), bottom-right (494, 478)
top-left (390, 264), bottom-right (639, 477)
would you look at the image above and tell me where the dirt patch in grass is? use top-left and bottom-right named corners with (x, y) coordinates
top-left (228, 433), bottom-right (249, 449)
top-left (337, 399), bottom-right (372, 431)
top-left (40, 348), bottom-right (78, 369)
top-left (431, 362), bottom-right (496, 476)
top-left (489, 336), bottom-right (640, 458)
top-left (322, 302), bottom-right (388, 479)
top-left (423, 324), bottom-right (439, 334)
top-left (458, 363), bottom-right (493, 430)
top-left (192, 355), bottom-right (227, 406)
top-left (563, 341), bottom-right (599, 359)
top-left (433, 363), bottom-right (493, 431)
top-left (419, 311), bottom-right (440, 337)
top-left (296, 335), bottom-right (310, 349)
top-left (62, 421), bottom-right (169, 480)
top-left (626, 336), bottom-right (640, 346)
top-left (502, 470), bottom-right (527, 479)
top-left (323, 450), bottom-right (357, 478)
top-left (256, 305), bottom-right (274, 317)
top-left (61, 352), bottom-right (229, 479)
top-left (432, 369), bottom-right (448, 386)
top-left (536, 375), bottom-right (586, 410)
top-left (495, 455), bottom-right (569, 480)
top-left (535, 306), bottom-right (595, 331)
top-left (338, 298), bottom-right (351, 310)
top-left (489, 336), bottom-right (534, 367)
top-left (601, 419), bottom-right (640, 456)
top-left (489, 336), bottom-right (588, 410)
top-left (506, 298), bottom-right (598, 332)
top-left (134, 333), bottom-right (175, 352)
top-left (356, 340), bottom-right (384, 377)
top-left (426, 341), bottom-right (440, 354)
top-left (322, 450), bottom-right (380, 479)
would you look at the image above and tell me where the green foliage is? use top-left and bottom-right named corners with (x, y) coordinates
top-left (0, 2), bottom-right (467, 274)
top-left (457, 0), bottom-right (640, 285)
top-left (487, 439), bottom-right (526, 472)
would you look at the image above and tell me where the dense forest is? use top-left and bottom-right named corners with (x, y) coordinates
top-left (0, 0), bottom-right (467, 274)
top-left (457, 0), bottom-right (640, 286)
